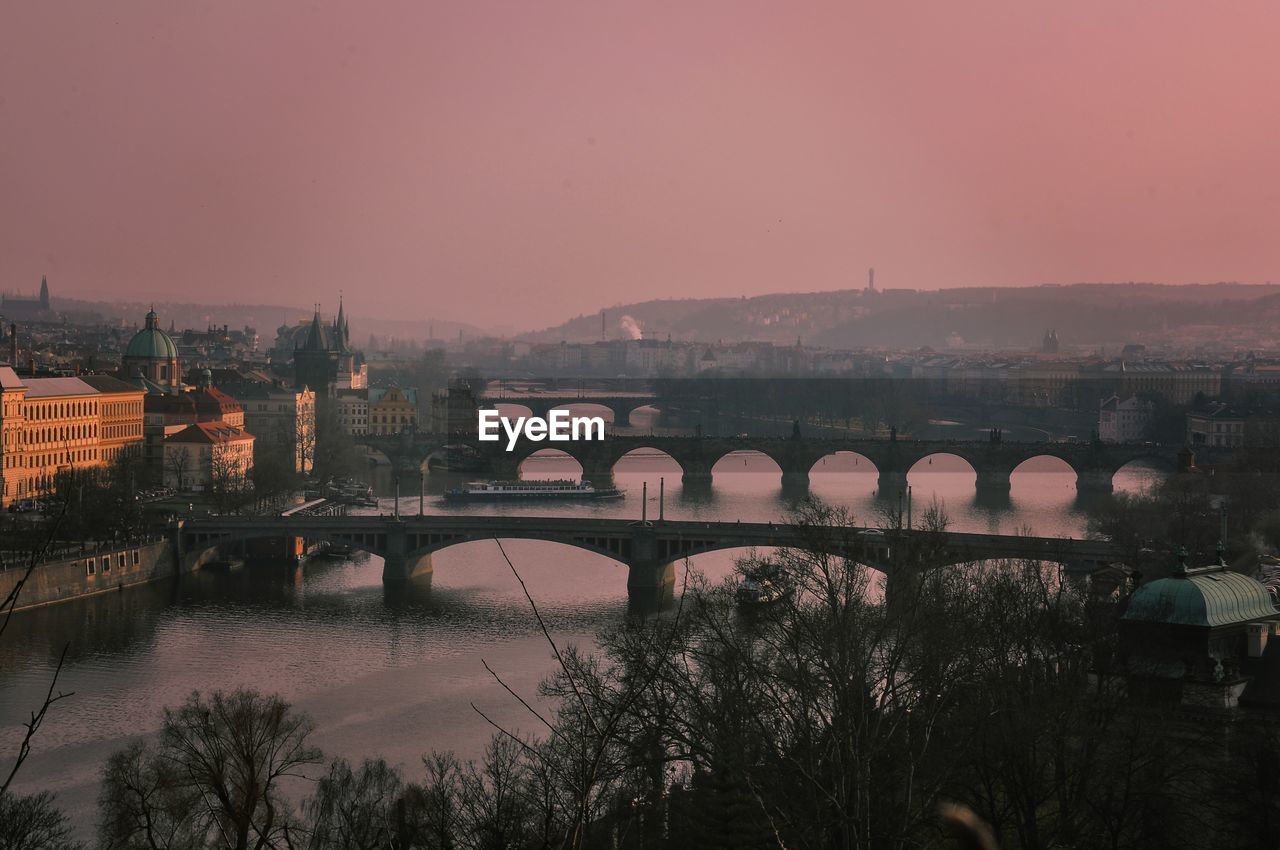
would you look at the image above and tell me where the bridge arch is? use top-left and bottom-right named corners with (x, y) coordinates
top-left (611, 446), bottom-right (685, 476)
top-left (905, 452), bottom-right (979, 488)
top-left (1111, 456), bottom-right (1174, 494)
top-left (488, 401), bottom-right (535, 420)
top-left (543, 401), bottom-right (617, 424)
top-left (517, 448), bottom-right (586, 480)
top-left (710, 448), bottom-right (787, 491)
top-left (807, 450), bottom-right (880, 476)
top-left (180, 527), bottom-right (390, 563)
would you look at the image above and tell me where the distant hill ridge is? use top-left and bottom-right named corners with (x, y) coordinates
top-left (37, 297), bottom-right (487, 344)
top-left (525, 283), bottom-right (1280, 350)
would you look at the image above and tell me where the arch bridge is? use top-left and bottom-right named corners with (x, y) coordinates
top-left (484, 435), bottom-right (1195, 496)
top-left (179, 514), bottom-right (1122, 602)
top-left (477, 394), bottom-right (659, 428)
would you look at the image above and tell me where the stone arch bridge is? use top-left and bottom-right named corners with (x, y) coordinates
top-left (485, 435), bottom-right (1196, 495)
top-left (179, 514), bottom-right (1122, 603)
top-left (477, 394), bottom-right (659, 428)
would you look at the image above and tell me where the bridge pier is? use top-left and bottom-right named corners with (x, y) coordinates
top-left (877, 469), bottom-right (908, 498)
top-left (781, 470), bottom-right (810, 499)
top-left (681, 470), bottom-right (714, 494)
top-left (382, 551), bottom-right (434, 585)
top-left (580, 457), bottom-right (616, 489)
top-left (611, 405), bottom-right (632, 428)
top-left (1076, 468), bottom-right (1114, 494)
top-left (974, 468), bottom-right (1013, 495)
top-left (627, 560), bottom-right (676, 609)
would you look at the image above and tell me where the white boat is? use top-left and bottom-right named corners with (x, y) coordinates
top-left (443, 479), bottom-right (624, 502)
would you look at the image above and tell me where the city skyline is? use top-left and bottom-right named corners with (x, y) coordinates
top-left (4, 2), bottom-right (1280, 330)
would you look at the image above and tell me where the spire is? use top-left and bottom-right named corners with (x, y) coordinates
top-left (39, 275), bottom-right (49, 309)
top-left (335, 295), bottom-right (350, 352)
top-left (303, 305), bottom-right (326, 351)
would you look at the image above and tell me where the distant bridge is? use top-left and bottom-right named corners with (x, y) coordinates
top-left (179, 514), bottom-right (1123, 602)
top-left (361, 431), bottom-right (1209, 497)
top-left (488, 435), bottom-right (1195, 495)
top-left (477, 393), bottom-right (659, 427)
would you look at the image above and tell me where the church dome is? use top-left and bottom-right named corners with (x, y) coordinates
top-left (1123, 550), bottom-right (1278, 628)
top-left (125, 309), bottom-right (178, 361)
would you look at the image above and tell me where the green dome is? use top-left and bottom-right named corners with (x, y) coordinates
top-left (1124, 564), bottom-right (1277, 628)
top-left (124, 309), bottom-right (178, 361)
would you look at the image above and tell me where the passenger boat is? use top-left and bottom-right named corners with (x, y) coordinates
top-left (443, 479), bottom-right (624, 502)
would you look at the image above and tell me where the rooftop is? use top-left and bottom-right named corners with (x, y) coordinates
top-left (23, 376), bottom-right (98, 398)
top-left (1123, 550), bottom-right (1278, 628)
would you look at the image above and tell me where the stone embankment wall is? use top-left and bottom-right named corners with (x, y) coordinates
top-left (0, 535), bottom-right (214, 611)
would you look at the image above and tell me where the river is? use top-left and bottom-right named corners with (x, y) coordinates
top-left (0, 444), bottom-right (1165, 839)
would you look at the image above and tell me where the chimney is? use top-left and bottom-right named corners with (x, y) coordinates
top-left (1249, 622), bottom-right (1269, 658)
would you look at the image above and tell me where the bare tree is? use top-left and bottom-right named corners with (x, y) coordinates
top-left (165, 446), bottom-right (192, 493)
top-left (0, 492), bottom-right (79, 848)
top-left (99, 689), bottom-right (321, 850)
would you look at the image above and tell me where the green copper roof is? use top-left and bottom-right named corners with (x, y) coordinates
top-left (1124, 565), bottom-right (1277, 628)
top-left (124, 308), bottom-right (178, 361)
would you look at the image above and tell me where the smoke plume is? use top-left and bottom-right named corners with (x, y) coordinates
top-left (619, 314), bottom-right (643, 340)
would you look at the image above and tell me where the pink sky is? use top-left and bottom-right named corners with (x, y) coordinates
top-left (2, 2), bottom-right (1278, 331)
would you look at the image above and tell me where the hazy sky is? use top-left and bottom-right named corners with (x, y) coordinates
top-left (3, 2), bottom-right (1279, 331)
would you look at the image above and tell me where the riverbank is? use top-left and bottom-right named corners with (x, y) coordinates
top-left (1, 537), bottom-right (180, 612)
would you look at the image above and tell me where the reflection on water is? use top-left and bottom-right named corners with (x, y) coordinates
top-left (1, 448), bottom-right (1165, 834)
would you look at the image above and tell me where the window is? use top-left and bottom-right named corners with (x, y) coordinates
top-left (102, 557), bottom-right (111, 574)
top-left (133, 550), bottom-right (140, 566)
top-left (86, 559), bottom-right (96, 576)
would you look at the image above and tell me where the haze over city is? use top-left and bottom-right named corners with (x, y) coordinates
top-left (4, 1), bottom-right (1280, 330)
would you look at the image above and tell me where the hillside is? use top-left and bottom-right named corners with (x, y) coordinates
top-left (525, 283), bottom-right (1280, 350)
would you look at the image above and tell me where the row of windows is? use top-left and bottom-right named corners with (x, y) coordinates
top-left (24, 423), bottom-right (99, 444)
top-left (103, 424), bottom-right (142, 439)
top-left (25, 400), bottom-right (100, 419)
top-left (85, 549), bottom-right (142, 577)
top-left (103, 400), bottom-right (142, 417)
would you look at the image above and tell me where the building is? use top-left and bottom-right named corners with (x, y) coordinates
top-left (286, 299), bottom-right (366, 395)
top-left (162, 421), bottom-right (255, 492)
top-left (1, 275), bottom-right (52, 321)
top-left (1097, 394), bottom-right (1153, 444)
top-left (335, 388), bottom-right (370, 437)
top-left (1120, 549), bottom-right (1279, 709)
top-left (427, 384), bottom-right (478, 438)
top-left (1102, 360), bottom-right (1221, 405)
top-left (1187, 402), bottom-right (1280, 448)
top-left (0, 367), bottom-right (146, 507)
top-left (80, 375), bottom-right (146, 465)
top-left (0, 366), bottom-right (28, 507)
top-left (121, 308), bottom-right (181, 393)
top-left (136, 371), bottom-right (251, 484)
top-left (368, 385), bottom-right (418, 435)
top-left (220, 380), bottom-right (316, 473)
